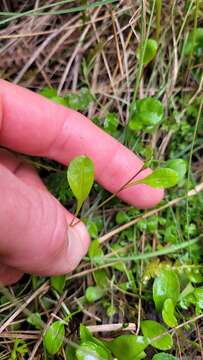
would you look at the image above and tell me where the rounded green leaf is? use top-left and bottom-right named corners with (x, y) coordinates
top-left (152, 353), bottom-right (179, 360)
top-left (67, 155), bottom-right (94, 215)
top-left (164, 159), bottom-right (187, 183)
top-left (76, 341), bottom-right (110, 360)
top-left (85, 286), bottom-right (105, 303)
top-left (107, 335), bottom-right (149, 360)
top-left (162, 298), bottom-right (178, 328)
top-left (153, 269), bottom-right (180, 312)
top-left (138, 168), bottom-right (179, 189)
top-left (141, 320), bottom-right (173, 351)
top-left (136, 38), bottom-right (158, 65)
top-left (43, 321), bottom-right (65, 355)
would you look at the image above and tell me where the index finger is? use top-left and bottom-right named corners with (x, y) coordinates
top-left (0, 80), bottom-right (163, 208)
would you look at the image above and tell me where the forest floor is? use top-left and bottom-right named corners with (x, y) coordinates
top-left (0, 1), bottom-right (202, 359)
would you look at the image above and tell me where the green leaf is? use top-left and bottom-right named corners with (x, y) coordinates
top-left (152, 353), bottom-right (179, 360)
top-left (116, 211), bottom-right (130, 224)
top-left (194, 288), bottom-right (203, 309)
top-left (153, 269), bottom-right (180, 312)
top-left (78, 88), bottom-right (93, 109)
top-left (86, 220), bottom-right (98, 239)
top-left (88, 240), bottom-right (109, 288)
top-left (76, 341), bottom-right (110, 360)
top-left (67, 155), bottom-right (94, 216)
top-left (51, 275), bottom-right (66, 294)
top-left (104, 112), bottom-right (119, 136)
top-left (65, 345), bottom-right (76, 360)
top-left (137, 168), bottom-right (179, 189)
top-left (107, 335), bottom-right (149, 360)
top-left (85, 286), bottom-right (106, 303)
top-left (80, 324), bottom-right (94, 343)
top-left (128, 97), bottom-right (164, 132)
top-left (27, 312), bottom-right (43, 329)
top-left (51, 96), bottom-right (68, 106)
top-left (65, 88), bottom-right (93, 110)
top-left (39, 87), bottom-right (67, 106)
top-left (136, 38), bottom-right (158, 65)
top-left (39, 87), bottom-right (57, 98)
top-left (164, 159), bottom-right (187, 183)
top-left (141, 320), bottom-right (173, 351)
top-left (162, 298), bottom-right (178, 328)
top-left (183, 28), bottom-right (203, 57)
top-left (43, 321), bottom-right (65, 355)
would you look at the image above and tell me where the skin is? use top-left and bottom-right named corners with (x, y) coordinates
top-left (0, 80), bottom-right (164, 285)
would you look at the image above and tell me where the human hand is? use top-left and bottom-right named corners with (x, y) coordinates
top-left (0, 80), bottom-right (163, 285)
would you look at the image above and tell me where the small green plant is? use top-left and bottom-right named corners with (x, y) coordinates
top-left (40, 87), bottom-right (93, 111)
top-left (43, 321), bottom-right (65, 355)
top-left (10, 339), bottom-right (28, 360)
top-left (128, 97), bottom-right (164, 132)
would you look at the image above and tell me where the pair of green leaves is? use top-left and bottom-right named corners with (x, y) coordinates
top-left (77, 325), bottom-right (148, 360)
top-left (153, 269), bottom-right (180, 328)
top-left (67, 156), bottom-right (185, 219)
top-left (76, 323), bottom-right (173, 360)
top-left (76, 325), bottom-right (111, 360)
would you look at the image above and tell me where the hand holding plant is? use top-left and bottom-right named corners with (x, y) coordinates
top-left (0, 80), bottom-right (163, 285)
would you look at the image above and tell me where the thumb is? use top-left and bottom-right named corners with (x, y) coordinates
top-left (0, 163), bottom-right (90, 277)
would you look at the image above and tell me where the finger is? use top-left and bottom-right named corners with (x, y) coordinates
top-left (0, 163), bottom-right (90, 276)
top-left (0, 80), bottom-right (163, 208)
top-left (0, 148), bottom-right (46, 190)
top-left (0, 264), bottom-right (23, 285)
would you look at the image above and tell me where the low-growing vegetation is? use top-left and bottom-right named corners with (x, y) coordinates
top-left (0, 1), bottom-right (202, 359)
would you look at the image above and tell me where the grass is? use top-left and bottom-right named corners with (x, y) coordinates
top-left (0, 0), bottom-right (203, 359)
